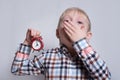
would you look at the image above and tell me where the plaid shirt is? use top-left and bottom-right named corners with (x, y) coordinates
top-left (11, 39), bottom-right (111, 80)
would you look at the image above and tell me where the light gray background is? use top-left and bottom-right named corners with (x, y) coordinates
top-left (0, 0), bottom-right (119, 80)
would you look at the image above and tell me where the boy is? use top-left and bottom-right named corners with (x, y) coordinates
top-left (11, 7), bottom-right (111, 80)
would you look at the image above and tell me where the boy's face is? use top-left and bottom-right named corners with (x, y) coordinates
top-left (56, 11), bottom-right (92, 48)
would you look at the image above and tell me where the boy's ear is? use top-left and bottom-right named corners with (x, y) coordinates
top-left (56, 29), bottom-right (59, 38)
top-left (86, 31), bottom-right (92, 40)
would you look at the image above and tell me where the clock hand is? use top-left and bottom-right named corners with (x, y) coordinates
top-left (36, 41), bottom-right (39, 47)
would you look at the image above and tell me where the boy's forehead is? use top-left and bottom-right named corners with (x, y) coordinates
top-left (63, 11), bottom-right (87, 20)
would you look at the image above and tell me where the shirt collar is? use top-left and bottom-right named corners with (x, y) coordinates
top-left (60, 44), bottom-right (78, 60)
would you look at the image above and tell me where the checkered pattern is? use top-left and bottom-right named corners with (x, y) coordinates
top-left (11, 39), bottom-right (111, 80)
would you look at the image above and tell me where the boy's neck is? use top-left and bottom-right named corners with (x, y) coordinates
top-left (67, 46), bottom-right (77, 57)
top-left (60, 43), bottom-right (77, 57)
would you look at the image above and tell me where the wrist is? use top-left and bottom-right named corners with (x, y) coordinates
top-left (18, 43), bottom-right (31, 55)
top-left (73, 38), bottom-right (89, 50)
top-left (23, 39), bottom-right (31, 46)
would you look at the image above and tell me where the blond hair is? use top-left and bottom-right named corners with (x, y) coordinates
top-left (57, 7), bottom-right (91, 31)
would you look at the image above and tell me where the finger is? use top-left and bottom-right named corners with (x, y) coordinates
top-left (26, 28), bottom-right (32, 38)
top-left (32, 29), bottom-right (41, 37)
top-left (36, 31), bottom-right (40, 36)
top-left (67, 20), bottom-right (84, 31)
top-left (63, 25), bottom-right (73, 36)
top-left (66, 20), bottom-right (74, 27)
top-left (64, 28), bottom-right (72, 39)
top-left (31, 29), bottom-right (34, 36)
top-left (25, 28), bottom-right (32, 42)
top-left (31, 29), bottom-right (36, 37)
top-left (26, 28), bottom-right (31, 36)
top-left (63, 21), bottom-right (75, 32)
top-left (28, 28), bottom-right (32, 31)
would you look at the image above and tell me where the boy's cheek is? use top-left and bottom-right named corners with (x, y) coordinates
top-left (61, 31), bottom-right (71, 43)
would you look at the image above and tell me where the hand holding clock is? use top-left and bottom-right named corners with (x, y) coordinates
top-left (23, 28), bottom-right (44, 51)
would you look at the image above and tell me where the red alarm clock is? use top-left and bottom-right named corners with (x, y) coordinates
top-left (31, 36), bottom-right (44, 51)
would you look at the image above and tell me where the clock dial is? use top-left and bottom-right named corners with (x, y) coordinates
top-left (32, 40), bottom-right (41, 50)
top-left (31, 37), bottom-right (44, 51)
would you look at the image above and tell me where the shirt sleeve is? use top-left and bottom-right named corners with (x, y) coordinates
top-left (73, 38), bottom-right (111, 80)
top-left (11, 43), bottom-right (45, 76)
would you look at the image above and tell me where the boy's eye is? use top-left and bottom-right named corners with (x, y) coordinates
top-left (64, 20), bottom-right (69, 22)
top-left (77, 21), bottom-right (83, 24)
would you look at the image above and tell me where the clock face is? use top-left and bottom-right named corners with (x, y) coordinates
top-left (32, 40), bottom-right (41, 50)
top-left (31, 37), bottom-right (44, 51)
